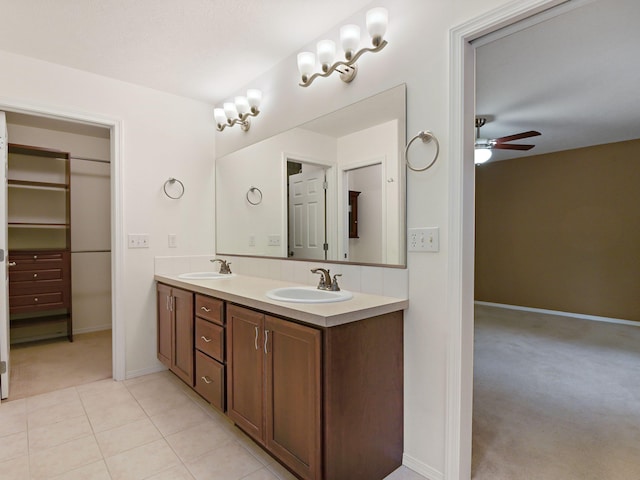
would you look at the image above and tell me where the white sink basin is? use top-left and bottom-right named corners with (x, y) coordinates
top-left (266, 286), bottom-right (353, 304)
top-left (178, 272), bottom-right (234, 280)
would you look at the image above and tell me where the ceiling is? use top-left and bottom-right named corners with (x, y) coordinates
top-left (476, 0), bottom-right (640, 162)
top-left (0, 0), bottom-right (372, 104)
top-left (1, 0), bottom-right (638, 160)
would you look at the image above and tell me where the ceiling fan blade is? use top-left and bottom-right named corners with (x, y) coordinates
top-left (492, 143), bottom-right (535, 151)
top-left (494, 130), bottom-right (541, 143)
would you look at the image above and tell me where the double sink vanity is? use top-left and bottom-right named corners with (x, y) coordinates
top-left (155, 268), bottom-right (407, 480)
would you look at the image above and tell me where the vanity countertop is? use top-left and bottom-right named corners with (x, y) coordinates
top-left (154, 273), bottom-right (408, 328)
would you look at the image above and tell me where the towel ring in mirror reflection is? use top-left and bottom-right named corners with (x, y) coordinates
top-left (405, 130), bottom-right (439, 172)
top-left (163, 178), bottom-right (185, 199)
top-left (246, 186), bottom-right (263, 205)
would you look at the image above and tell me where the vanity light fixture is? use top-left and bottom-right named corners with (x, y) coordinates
top-left (214, 89), bottom-right (262, 132)
top-left (297, 7), bottom-right (388, 87)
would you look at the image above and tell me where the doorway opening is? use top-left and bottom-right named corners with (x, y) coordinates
top-left (1, 109), bottom-right (118, 402)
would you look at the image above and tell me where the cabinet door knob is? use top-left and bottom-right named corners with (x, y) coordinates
top-left (200, 336), bottom-right (212, 343)
top-left (200, 306), bottom-right (211, 313)
top-left (8, 262), bottom-right (16, 267)
top-left (33, 255), bottom-right (38, 260)
top-left (201, 376), bottom-right (213, 384)
top-left (34, 297), bottom-right (39, 302)
top-left (33, 273), bottom-right (38, 278)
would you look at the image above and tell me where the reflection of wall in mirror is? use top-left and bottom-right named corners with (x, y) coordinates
top-left (338, 120), bottom-right (399, 264)
top-left (215, 128), bottom-right (335, 257)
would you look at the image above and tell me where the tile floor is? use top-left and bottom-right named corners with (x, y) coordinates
top-left (0, 370), bottom-right (426, 480)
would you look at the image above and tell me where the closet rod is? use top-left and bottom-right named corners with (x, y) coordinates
top-left (71, 249), bottom-right (111, 254)
top-left (70, 155), bottom-right (110, 164)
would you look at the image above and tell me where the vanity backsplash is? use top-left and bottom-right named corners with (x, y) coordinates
top-left (154, 255), bottom-right (408, 299)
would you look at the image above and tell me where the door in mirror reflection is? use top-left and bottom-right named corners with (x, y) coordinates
top-left (344, 163), bottom-right (382, 263)
top-left (287, 161), bottom-right (327, 260)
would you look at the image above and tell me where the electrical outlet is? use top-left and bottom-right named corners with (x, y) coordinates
top-left (168, 234), bottom-right (177, 248)
top-left (128, 234), bottom-right (150, 248)
top-left (408, 227), bottom-right (439, 252)
top-left (267, 234), bottom-right (281, 246)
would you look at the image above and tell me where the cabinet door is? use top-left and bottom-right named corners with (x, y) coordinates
top-left (171, 287), bottom-right (194, 386)
top-left (265, 315), bottom-right (321, 480)
top-left (227, 305), bottom-right (264, 444)
top-left (156, 283), bottom-right (172, 368)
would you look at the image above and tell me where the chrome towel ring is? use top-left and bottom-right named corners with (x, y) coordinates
top-left (405, 130), bottom-right (440, 172)
top-left (163, 178), bottom-right (185, 199)
top-left (246, 186), bottom-right (263, 205)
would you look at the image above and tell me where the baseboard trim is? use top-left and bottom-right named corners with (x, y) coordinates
top-left (475, 301), bottom-right (640, 327)
top-left (72, 325), bottom-right (112, 335)
top-left (125, 364), bottom-right (167, 380)
top-left (402, 454), bottom-right (444, 480)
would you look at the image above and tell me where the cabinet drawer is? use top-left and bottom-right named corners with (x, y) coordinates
top-left (10, 268), bottom-right (64, 283)
top-left (195, 295), bottom-right (224, 325)
top-left (9, 292), bottom-right (65, 312)
top-left (8, 252), bottom-right (65, 269)
top-left (195, 318), bottom-right (224, 361)
top-left (195, 351), bottom-right (225, 411)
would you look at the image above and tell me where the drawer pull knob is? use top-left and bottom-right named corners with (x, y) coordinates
top-left (201, 376), bottom-right (213, 384)
top-left (34, 297), bottom-right (39, 302)
top-left (200, 306), bottom-right (211, 313)
top-left (33, 273), bottom-right (38, 278)
top-left (200, 336), bottom-right (212, 343)
top-left (8, 262), bottom-right (16, 267)
top-left (33, 255), bottom-right (38, 259)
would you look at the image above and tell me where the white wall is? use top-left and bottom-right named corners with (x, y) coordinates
top-left (0, 50), bottom-right (216, 376)
top-left (214, 0), bottom-right (513, 477)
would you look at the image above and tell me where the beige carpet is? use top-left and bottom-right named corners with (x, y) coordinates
top-left (472, 305), bottom-right (640, 479)
top-left (6, 329), bottom-right (112, 401)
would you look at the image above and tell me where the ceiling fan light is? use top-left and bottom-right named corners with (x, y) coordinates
top-left (474, 148), bottom-right (492, 164)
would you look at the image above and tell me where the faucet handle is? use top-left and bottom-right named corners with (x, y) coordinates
top-left (330, 274), bottom-right (342, 291)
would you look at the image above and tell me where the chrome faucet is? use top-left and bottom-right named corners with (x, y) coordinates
top-left (210, 258), bottom-right (232, 274)
top-left (311, 268), bottom-right (342, 291)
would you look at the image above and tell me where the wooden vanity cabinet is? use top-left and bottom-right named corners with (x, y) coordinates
top-left (194, 294), bottom-right (226, 411)
top-left (227, 304), bottom-right (322, 480)
top-left (156, 284), bottom-right (194, 386)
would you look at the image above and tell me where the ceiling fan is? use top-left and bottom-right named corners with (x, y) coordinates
top-left (474, 117), bottom-right (541, 164)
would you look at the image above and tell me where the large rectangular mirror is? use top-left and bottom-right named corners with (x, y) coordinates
top-left (215, 84), bottom-right (406, 267)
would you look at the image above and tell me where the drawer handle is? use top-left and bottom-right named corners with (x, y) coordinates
top-left (34, 297), bottom-right (39, 302)
top-left (33, 273), bottom-right (38, 278)
top-left (200, 336), bottom-right (212, 343)
top-left (201, 376), bottom-right (213, 384)
top-left (33, 255), bottom-right (38, 260)
top-left (200, 306), bottom-right (211, 313)
top-left (8, 262), bottom-right (16, 267)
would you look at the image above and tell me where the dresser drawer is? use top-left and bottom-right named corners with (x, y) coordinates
top-left (9, 291), bottom-right (65, 313)
top-left (195, 318), bottom-right (224, 361)
top-left (195, 351), bottom-right (225, 411)
top-left (8, 252), bottom-right (66, 270)
top-left (10, 268), bottom-right (64, 283)
top-left (195, 294), bottom-right (224, 325)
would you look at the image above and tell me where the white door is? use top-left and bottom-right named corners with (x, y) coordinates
top-left (0, 112), bottom-right (9, 400)
top-left (288, 163), bottom-right (326, 260)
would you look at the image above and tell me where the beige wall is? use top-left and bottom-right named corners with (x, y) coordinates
top-left (475, 138), bottom-right (640, 321)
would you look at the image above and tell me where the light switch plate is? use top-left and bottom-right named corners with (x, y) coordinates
top-left (128, 234), bottom-right (149, 248)
top-left (408, 227), bottom-right (439, 252)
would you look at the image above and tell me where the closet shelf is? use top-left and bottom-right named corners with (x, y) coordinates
top-left (8, 222), bottom-right (70, 229)
top-left (8, 179), bottom-right (69, 190)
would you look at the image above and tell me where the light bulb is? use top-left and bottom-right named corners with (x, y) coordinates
top-left (223, 102), bottom-right (238, 121)
top-left (246, 89), bottom-right (262, 110)
top-left (297, 52), bottom-right (316, 82)
top-left (214, 108), bottom-right (227, 126)
top-left (235, 96), bottom-right (250, 115)
top-left (474, 148), bottom-right (492, 164)
top-left (366, 7), bottom-right (388, 46)
top-left (340, 24), bottom-right (360, 60)
top-left (317, 40), bottom-right (336, 72)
